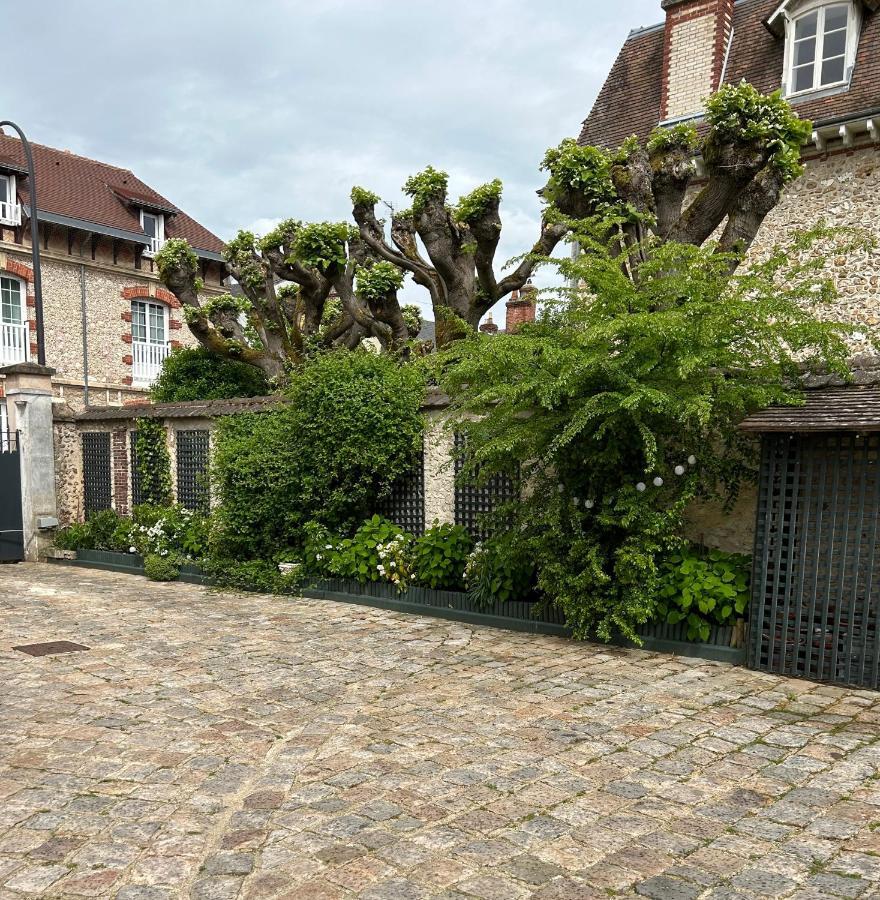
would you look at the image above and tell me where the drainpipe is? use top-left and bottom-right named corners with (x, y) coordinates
top-left (79, 264), bottom-right (89, 407)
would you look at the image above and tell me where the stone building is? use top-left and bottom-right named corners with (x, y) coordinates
top-left (0, 133), bottom-right (225, 419)
top-left (578, 0), bottom-right (880, 350)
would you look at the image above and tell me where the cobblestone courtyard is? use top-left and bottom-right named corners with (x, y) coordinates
top-left (0, 565), bottom-right (879, 899)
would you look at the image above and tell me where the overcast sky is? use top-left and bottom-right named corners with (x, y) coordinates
top-left (15, 1), bottom-right (661, 320)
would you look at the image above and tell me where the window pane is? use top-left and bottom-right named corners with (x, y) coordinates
top-left (824, 5), bottom-right (848, 32)
top-left (131, 302), bottom-right (147, 342)
top-left (821, 55), bottom-right (846, 85)
top-left (823, 29), bottom-right (846, 59)
top-left (142, 213), bottom-right (157, 239)
top-left (1, 278), bottom-right (21, 324)
top-left (148, 303), bottom-right (165, 344)
top-left (794, 37), bottom-right (816, 66)
top-left (0, 175), bottom-right (8, 205)
top-left (795, 11), bottom-right (818, 39)
top-left (794, 64), bottom-right (815, 92)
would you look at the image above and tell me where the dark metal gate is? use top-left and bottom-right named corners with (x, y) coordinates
top-left (750, 432), bottom-right (880, 688)
top-left (0, 430), bottom-right (24, 561)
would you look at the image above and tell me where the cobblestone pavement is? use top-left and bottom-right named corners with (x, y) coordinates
top-left (0, 564), bottom-right (879, 899)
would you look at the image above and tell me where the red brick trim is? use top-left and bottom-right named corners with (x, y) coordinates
top-left (121, 310), bottom-right (132, 323)
top-left (169, 318), bottom-right (183, 330)
top-left (122, 354), bottom-right (133, 365)
top-left (112, 429), bottom-right (130, 516)
top-left (169, 339), bottom-right (183, 349)
top-left (121, 284), bottom-right (181, 309)
top-left (29, 342), bottom-right (38, 357)
top-left (122, 375), bottom-right (133, 386)
top-left (4, 258), bottom-right (33, 282)
top-left (155, 287), bottom-right (181, 308)
top-left (122, 286), bottom-right (152, 300)
top-left (122, 333), bottom-right (133, 345)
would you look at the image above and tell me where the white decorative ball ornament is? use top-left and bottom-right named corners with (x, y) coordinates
top-left (674, 465), bottom-right (686, 476)
top-left (636, 482), bottom-right (647, 493)
top-left (585, 499), bottom-right (594, 509)
top-left (688, 455), bottom-right (697, 466)
top-left (653, 476), bottom-right (664, 487)
top-left (557, 484), bottom-right (564, 493)
top-left (573, 497), bottom-right (581, 506)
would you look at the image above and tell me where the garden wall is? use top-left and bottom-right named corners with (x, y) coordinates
top-left (52, 390), bottom-right (469, 532)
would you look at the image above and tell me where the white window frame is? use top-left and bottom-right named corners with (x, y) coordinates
top-left (131, 299), bottom-right (170, 385)
top-left (0, 173), bottom-right (20, 227)
top-left (140, 210), bottom-right (166, 257)
top-left (782, 0), bottom-right (860, 98)
top-left (0, 275), bottom-right (28, 365)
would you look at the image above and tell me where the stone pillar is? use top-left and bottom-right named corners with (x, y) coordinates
top-left (0, 363), bottom-right (58, 561)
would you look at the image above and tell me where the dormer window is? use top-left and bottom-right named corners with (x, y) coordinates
top-left (0, 174), bottom-right (21, 227)
top-left (783, 2), bottom-right (860, 96)
top-left (140, 210), bottom-right (165, 257)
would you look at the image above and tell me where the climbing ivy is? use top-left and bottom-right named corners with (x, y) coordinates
top-left (134, 419), bottom-right (173, 507)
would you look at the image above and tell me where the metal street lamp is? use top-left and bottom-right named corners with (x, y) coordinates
top-left (0, 121), bottom-right (45, 366)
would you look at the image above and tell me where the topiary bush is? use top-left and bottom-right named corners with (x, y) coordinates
top-left (210, 351), bottom-right (425, 560)
top-left (151, 347), bottom-right (271, 403)
top-left (143, 553), bottom-right (181, 581)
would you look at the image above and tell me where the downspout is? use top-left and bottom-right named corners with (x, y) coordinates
top-left (79, 263), bottom-right (89, 407)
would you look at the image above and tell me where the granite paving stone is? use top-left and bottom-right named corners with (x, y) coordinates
top-left (0, 563), bottom-right (878, 898)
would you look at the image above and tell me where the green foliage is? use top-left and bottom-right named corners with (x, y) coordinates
top-left (130, 504), bottom-right (210, 560)
top-left (289, 222), bottom-right (353, 274)
top-left (351, 186), bottom-right (380, 207)
top-left (404, 166), bottom-right (449, 214)
top-left (704, 82), bottom-right (812, 181)
top-left (655, 545), bottom-right (750, 642)
top-left (410, 523), bottom-right (472, 591)
top-left (211, 352), bottom-right (425, 559)
top-left (55, 508), bottom-right (128, 552)
top-left (401, 305), bottom-right (423, 339)
top-left (438, 230), bottom-right (859, 641)
top-left (356, 261), bottom-right (405, 305)
top-left (465, 533), bottom-right (534, 608)
top-left (646, 122), bottom-right (699, 156)
top-left (151, 347), bottom-right (270, 403)
top-left (332, 516), bottom-right (413, 587)
top-left (144, 553), bottom-right (181, 582)
top-left (53, 521), bottom-right (96, 551)
top-left (434, 305), bottom-right (471, 347)
top-left (223, 230), bottom-right (265, 293)
top-left (155, 238), bottom-right (198, 282)
top-left (540, 139), bottom-right (615, 209)
top-left (201, 557), bottom-right (303, 594)
top-left (455, 180), bottom-right (503, 224)
top-left (258, 218), bottom-right (301, 253)
top-left (134, 420), bottom-right (173, 507)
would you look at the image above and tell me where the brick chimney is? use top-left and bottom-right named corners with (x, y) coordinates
top-left (479, 313), bottom-right (499, 335)
top-left (505, 281), bottom-right (537, 334)
top-left (660, 0), bottom-right (734, 121)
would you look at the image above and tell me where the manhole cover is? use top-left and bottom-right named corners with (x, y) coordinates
top-left (13, 641), bottom-right (90, 657)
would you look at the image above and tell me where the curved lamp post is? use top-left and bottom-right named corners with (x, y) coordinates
top-left (0, 121), bottom-right (44, 366)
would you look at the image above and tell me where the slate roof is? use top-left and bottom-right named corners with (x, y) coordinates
top-left (0, 134), bottom-right (224, 257)
top-left (740, 386), bottom-right (880, 431)
top-left (579, 0), bottom-right (880, 148)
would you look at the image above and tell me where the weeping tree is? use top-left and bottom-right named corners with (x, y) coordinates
top-left (158, 82), bottom-right (812, 377)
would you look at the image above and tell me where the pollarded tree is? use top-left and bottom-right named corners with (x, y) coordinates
top-left (156, 220), bottom-right (420, 380)
top-left (158, 82), bottom-right (811, 371)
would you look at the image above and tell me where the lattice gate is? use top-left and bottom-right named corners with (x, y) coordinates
top-left (176, 430), bottom-right (210, 513)
top-left (82, 432), bottom-right (112, 516)
top-left (453, 432), bottom-right (518, 540)
top-left (749, 432), bottom-right (880, 689)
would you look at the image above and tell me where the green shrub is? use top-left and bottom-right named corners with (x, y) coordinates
top-left (333, 516), bottom-right (413, 586)
top-left (201, 557), bottom-right (302, 594)
top-left (410, 522), bottom-right (472, 591)
top-left (131, 504), bottom-right (210, 560)
top-left (151, 346), bottom-right (270, 403)
top-left (86, 509), bottom-right (124, 550)
top-left (465, 533), bottom-right (535, 608)
top-left (211, 351), bottom-right (425, 559)
top-left (133, 421), bottom-right (173, 506)
top-left (655, 545), bottom-right (750, 642)
top-left (144, 553), bottom-right (181, 581)
top-left (54, 522), bottom-right (96, 551)
top-left (302, 521), bottom-right (343, 577)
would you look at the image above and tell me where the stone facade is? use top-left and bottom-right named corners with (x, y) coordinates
top-left (0, 224), bottom-right (225, 410)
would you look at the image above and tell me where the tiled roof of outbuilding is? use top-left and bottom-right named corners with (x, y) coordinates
top-left (0, 134), bottom-right (224, 256)
top-left (740, 386), bottom-right (880, 431)
top-left (579, 0), bottom-right (880, 149)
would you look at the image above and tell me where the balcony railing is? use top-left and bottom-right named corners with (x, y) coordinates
top-left (141, 237), bottom-right (165, 258)
top-left (0, 200), bottom-right (21, 227)
top-left (132, 340), bottom-right (170, 384)
top-left (0, 322), bottom-right (28, 365)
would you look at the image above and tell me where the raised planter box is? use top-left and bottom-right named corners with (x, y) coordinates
top-left (47, 552), bottom-right (746, 663)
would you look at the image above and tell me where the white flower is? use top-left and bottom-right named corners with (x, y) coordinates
top-left (377, 564), bottom-right (386, 574)
top-left (316, 553), bottom-right (323, 561)
top-left (325, 544), bottom-right (333, 550)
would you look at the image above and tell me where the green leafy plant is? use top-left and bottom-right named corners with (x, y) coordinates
top-left (410, 522), bottom-right (472, 591)
top-left (465, 533), bottom-right (535, 608)
top-left (201, 557), bottom-right (302, 594)
top-left (54, 521), bottom-right (97, 551)
top-left (144, 553), bottom-right (181, 582)
top-left (151, 347), bottom-right (270, 403)
top-left (333, 516), bottom-right (413, 586)
top-left (130, 504), bottom-right (210, 560)
top-left (210, 351), bottom-right (425, 559)
top-left (655, 546), bottom-right (750, 642)
top-left (134, 421), bottom-right (173, 507)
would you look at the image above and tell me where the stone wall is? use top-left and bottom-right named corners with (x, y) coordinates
top-left (53, 413), bottom-right (83, 527)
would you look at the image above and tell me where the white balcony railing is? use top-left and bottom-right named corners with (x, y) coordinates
top-left (132, 340), bottom-right (170, 384)
top-left (141, 237), bottom-right (165, 258)
top-left (0, 200), bottom-right (21, 227)
top-left (0, 322), bottom-right (28, 365)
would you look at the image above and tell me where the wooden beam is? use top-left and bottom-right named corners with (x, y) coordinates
top-left (68, 227), bottom-right (75, 256)
top-left (112, 238), bottom-right (120, 265)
